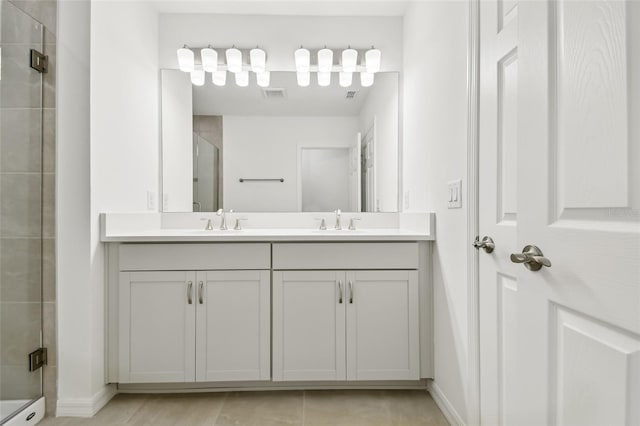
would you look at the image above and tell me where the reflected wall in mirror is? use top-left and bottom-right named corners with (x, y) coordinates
top-left (161, 70), bottom-right (399, 212)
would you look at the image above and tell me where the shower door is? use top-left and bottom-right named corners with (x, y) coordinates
top-left (0, 1), bottom-right (45, 423)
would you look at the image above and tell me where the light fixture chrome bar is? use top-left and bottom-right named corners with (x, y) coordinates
top-left (238, 178), bottom-right (285, 183)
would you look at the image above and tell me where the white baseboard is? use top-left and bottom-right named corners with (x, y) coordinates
top-left (56, 385), bottom-right (117, 417)
top-left (427, 380), bottom-right (465, 426)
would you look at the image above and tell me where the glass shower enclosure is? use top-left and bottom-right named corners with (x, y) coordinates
top-left (0, 1), bottom-right (45, 423)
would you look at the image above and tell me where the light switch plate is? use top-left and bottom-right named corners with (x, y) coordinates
top-left (447, 179), bottom-right (462, 209)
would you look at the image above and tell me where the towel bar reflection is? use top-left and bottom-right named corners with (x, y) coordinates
top-left (239, 178), bottom-right (285, 182)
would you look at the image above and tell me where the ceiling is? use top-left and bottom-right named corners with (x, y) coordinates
top-left (192, 71), bottom-right (398, 116)
top-left (150, 0), bottom-right (409, 16)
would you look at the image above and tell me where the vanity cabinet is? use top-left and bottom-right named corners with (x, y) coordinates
top-left (115, 243), bottom-right (271, 384)
top-left (272, 243), bottom-right (421, 382)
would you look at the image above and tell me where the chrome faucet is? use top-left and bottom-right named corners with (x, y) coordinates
top-left (334, 209), bottom-right (342, 230)
top-left (216, 209), bottom-right (233, 230)
top-left (348, 218), bottom-right (361, 230)
top-left (200, 217), bottom-right (214, 230)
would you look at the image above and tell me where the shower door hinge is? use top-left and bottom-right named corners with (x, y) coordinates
top-left (28, 347), bottom-right (47, 372)
top-left (30, 49), bottom-right (48, 73)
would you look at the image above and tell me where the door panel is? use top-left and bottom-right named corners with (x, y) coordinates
top-left (346, 270), bottom-right (419, 380)
top-left (272, 271), bottom-right (346, 381)
top-left (195, 270), bottom-right (270, 382)
top-left (479, 0), bottom-right (520, 423)
top-left (119, 271), bottom-right (196, 383)
top-left (515, 0), bottom-right (640, 424)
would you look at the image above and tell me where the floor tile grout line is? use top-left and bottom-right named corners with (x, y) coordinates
top-left (211, 391), bottom-right (229, 426)
top-left (301, 390), bottom-right (306, 426)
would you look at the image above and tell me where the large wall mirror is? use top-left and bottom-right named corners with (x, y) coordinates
top-left (161, 69), bottom-right (400, 212)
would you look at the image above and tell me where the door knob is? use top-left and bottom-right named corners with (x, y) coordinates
top-left (510, 245), bottom-right (551, 271)
top-left (473, 236), bottom-right (495, 253)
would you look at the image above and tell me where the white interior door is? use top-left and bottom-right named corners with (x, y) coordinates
top-left (514, 1), bottom-right (640, 424)
top-left (478, 0), bottom-right (520, 424)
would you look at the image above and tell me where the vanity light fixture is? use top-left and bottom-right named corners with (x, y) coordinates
top-left (256, 71), bottom-right (270, 87)
top-left (201, 47), bottom-right (218, 73)
top-left (226, 47), bottom-right (243, 73)
top-left (339, 71), bottom-right (353, 87)
top-left (360, 71), bottom-right (374, 87)
top-left (318, 48), bottom-right (333, 73)
top-left (250, 47), bottom-right (266, 73)
top-left (341, 48), bottom-right (358, 73)
top-left (177, 45), bottom-right (195, 72)
top-left (365, 47), bottom-right (381, 73)
top-left (294, 47), bottom-right (310, 72)
top-left (297, 71), bottom-right (310, 87)
top-left (235, 70), bottom-right (249, 87)
top-left (212, 70), bottom-right (227, 86)
top-left (190, 69), bottom-right (205, 86)
top-left (317, 71), bottom-right (331, 87)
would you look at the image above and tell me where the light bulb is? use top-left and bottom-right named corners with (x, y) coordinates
top-left (317, 71), bottom-right (331, 87)
top-left (297, 71), bottom-right (310, 87)
top-left (360, 71), bottom-right (374, 87)
top-left (235, 70), bottom-right (249, 87)
top-left (212, 70), bottom-right (227, 86)
top-left (256, 71), bottom-right (270, 87)
top-left (226, 47), bottom-right (243, 73)
top-left (190, 69), bottom-right (205, 86)
top-left (177, 46), bottom-right (194, 72)
top-left (318, 48), bottom-right (333, 73)
top-left (201, 47), bottom-right (218, 73)
top-left (341, 48), bottom-right (358, 73)
top-left (365, 48), bottom-right (381, 73)
top-left (294, 48), bottom-right (310, 72)
top-left (339, 72), bottom-right (352, 87)
top-left (250, 48), bottom-right (266, 73)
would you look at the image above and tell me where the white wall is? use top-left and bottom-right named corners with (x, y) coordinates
top-left (223, 116), bottom-right (358, 211)
top-left (159, 14), bottom-right (403, 71)
top-left (57, 0), bottom-right (160, 414)
top-left (403, 1), bottom-right (470, 422)
top-left (57, 0), bottom-right (95, 409)
top-left (161, 70), bottom-right (193, 212)
top-left (359, 72), bottom-right (399, 212)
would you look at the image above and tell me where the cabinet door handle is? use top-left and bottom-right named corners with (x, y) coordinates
top-left (338, 281), bottom-right (343, 304)
top-left (187, 281), bottom-right (193, 304)
top-left (198, 281), bottom-right (204, 304)
top-left (348, 280), bottom-right (354, 304)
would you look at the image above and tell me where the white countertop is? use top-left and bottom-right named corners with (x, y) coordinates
top-left (100, 212), bottom-right (436, 242)
top-left (101, 228), bottom-right (433, 242)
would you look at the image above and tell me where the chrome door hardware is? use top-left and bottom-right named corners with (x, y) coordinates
top-left (187, 281), bottom-right (193, 304)
top-left (338, 281), bottom-right (343, 304)
top-left (473, 236), bottom-right (495, 253)
top-left (198, 281), bottom-right (204, 304)
top-left (348, 281), bottom-right (354, 304)
top-left (510, 245), bottom-right (552, 271)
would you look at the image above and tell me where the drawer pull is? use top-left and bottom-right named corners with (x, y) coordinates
top-left (338, 281), bottom-right (343, 304)
top-left (187, 281), bottom-right (193, 304)
top-left (348, 281), bottom-right (354, 304)
top-left (198, 281), bottom-right (204, 304)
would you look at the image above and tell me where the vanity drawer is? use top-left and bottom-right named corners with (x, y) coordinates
top-left (272, 242), bottom-right (419, 270)
top-left (119, 243), bottom-right (270, 271)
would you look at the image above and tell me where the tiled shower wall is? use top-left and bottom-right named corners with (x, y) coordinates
top-left (3, 0), bottom-right (57, 416)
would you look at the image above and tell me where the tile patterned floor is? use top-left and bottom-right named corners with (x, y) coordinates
top-left (39, 390), bottom-right (449, 426)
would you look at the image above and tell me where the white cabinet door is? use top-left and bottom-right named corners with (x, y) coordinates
top-left (119, 271), bottom-right (196, 383)
top-left (195, 270), bottom-right (270, 382)
top-left (272, 271), bottom-right (346, 381)
top-left (346, 270), bottom-right (419, 380)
